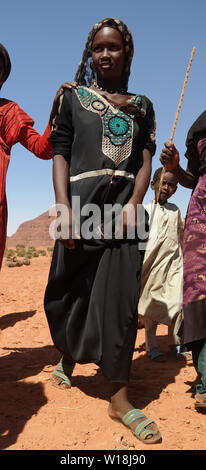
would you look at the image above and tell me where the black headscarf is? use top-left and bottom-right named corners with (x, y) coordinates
top-left (0, 43), bottom-right (11, 89)
top-left (74, 18), bottom-right (134, 91)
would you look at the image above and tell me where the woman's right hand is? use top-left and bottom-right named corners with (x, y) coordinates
top-left (160, 142), bottom-right (180, 170)
top-left (49, 81), bottom-right (78, 125)
top-left (56, 205), bottom-right (81, 250)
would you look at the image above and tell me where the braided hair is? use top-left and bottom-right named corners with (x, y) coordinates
top-left (0, 43), bottom-right (11, 89)
top-left (74, 18), bottom-right (134, 92)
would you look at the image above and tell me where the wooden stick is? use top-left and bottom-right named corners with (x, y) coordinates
top-left (155, 47), bottom-right (196, 204)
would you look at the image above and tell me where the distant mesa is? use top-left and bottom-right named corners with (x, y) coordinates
top-left (6, 210), bottom-right (55, 248)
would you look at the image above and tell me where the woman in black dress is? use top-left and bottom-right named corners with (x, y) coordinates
top-left (44, 18), bottom-right (161, 444)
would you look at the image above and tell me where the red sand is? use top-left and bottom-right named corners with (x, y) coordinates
top-left (0, 256), bottom-right (206, 451)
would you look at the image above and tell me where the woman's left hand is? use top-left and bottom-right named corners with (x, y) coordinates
top-left (49, 81), bottom-right (78, 124)
top-left (115, 202), bottom-right (139, 239)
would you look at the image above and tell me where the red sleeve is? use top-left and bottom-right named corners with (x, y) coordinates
top-left (4, 102), bottom-right (52, 160)
top-left (18, 122), bottom-right (52, 160)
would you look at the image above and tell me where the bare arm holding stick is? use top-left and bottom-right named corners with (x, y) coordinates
top-left (160, 142), bottom-right (196, 189)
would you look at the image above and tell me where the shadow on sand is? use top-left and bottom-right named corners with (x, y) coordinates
top-left (0, 332), bottom-right (200, 449)
top-left (0, 310), bottom-right (36, 330)
top-left (0, 344), bottom-right (60, 449)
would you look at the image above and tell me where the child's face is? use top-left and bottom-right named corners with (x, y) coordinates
top-left (152, 172), bottom-right (177, 204)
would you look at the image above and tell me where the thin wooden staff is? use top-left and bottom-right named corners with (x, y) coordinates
top-left (155, 46), bottom-right (196, 203)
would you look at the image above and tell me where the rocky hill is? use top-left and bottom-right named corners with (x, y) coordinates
top-left (6, 211), bottom-right (55, 248)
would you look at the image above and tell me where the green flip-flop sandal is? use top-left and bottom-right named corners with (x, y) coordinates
top-left (52, 360), bottom-right (72, 389)
top-left (109, 407), bottom-right (162, 444)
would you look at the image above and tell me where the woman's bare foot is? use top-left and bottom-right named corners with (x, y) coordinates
top-left (108, 384), bottom-right (162, 444)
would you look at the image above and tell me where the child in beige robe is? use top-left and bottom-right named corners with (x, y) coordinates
top-left (138, 168), bottom-right (184, 362)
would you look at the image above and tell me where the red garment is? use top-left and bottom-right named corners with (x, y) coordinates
top-left (0, 98), bottom-right (52, 268)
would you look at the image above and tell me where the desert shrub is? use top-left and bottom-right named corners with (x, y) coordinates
top-left (16, 247), bottom-right (26, 257)
top-left (37, 250), bottom-right (46, 256)
top-left (16, 244), bottom-right (26, 256)
top-left (16, 260), bottom-right (23, 267)
top-left (6, 249), bottom-right (16, 259)
top-left (6, 260), bottom-right (17, 267)
top-left (27, 246), bottom-right (36, 253)
top-left (27, 246), bottom-right (38, 257)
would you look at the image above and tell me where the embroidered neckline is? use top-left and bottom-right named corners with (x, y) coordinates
top-left (75, 86), bottom-right (134, 166)
top-left (83, 86), bottom-right (138, 114)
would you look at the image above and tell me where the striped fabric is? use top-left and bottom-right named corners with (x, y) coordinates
top-left (0, 98), bottom-right (52, 268)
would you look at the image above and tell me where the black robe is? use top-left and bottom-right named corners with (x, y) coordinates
top-left (44, 87), bottom-right (156, 382)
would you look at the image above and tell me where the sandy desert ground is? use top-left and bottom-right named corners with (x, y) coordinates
top-left (0, 254), bottom-right (206, 454)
